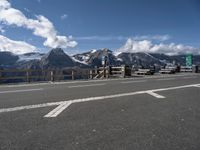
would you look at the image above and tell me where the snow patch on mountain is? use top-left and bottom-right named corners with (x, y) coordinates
top-left (91, 49), bottom-right (97, 53)
top-left (117, 58), bottom-right (123, 62)
top-left (71, 56), bottom-right (88, 65)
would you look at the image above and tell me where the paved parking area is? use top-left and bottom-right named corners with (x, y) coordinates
top-left (0, 73), bottom-right (200, 150)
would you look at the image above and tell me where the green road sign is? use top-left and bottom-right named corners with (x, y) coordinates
top-left (186, 54), bottom-right (193, 67)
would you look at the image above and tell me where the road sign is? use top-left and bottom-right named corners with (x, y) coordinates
top-left (186, 54), bottom-right (193, 67)
top-left (102, 56), bottom-right (105, 65)
top-left (102, 56), bottom-right (108, 66)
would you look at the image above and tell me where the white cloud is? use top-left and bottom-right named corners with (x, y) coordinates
top-left (116, 38), bottom-right (200, 55)
top-left (76, 35), bottom-right (170, 42)
top-left (133, 35), bottom-right (171, 41)
top-left (0, 25), bottom-right (5, 33)
top-left (0, 35), bottom-right (36, 54)
top-left (0, 0), bottom-right (77, 49)
top-left (61, 14), bottom-right (68, 20)
top-left (76, 36), bottom-right (127, 41)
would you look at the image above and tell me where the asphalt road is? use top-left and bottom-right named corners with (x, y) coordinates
top-left (0, 73), bottom-right (200, 150)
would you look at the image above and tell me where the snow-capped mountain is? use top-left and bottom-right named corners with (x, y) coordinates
top-left (73, 48), bottom-right (122, 66)
top-left (1, 48), bottom-right (200, 70)
top-left (74, 49), bottom-right (200, 67)
top-left (73, 49), bottom-right (171, 67)
top-left (40, 48), bottom-right (75, 69)
top-left (24, 48), bottom-right (88, 69)
top-left (1, 48), bottom-right (88, 70)
top-left (117, 52), bottom-right (165, 67)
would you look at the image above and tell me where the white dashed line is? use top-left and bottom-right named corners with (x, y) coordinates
top-left (0, 102), bottom-right (63, 113)
top-left (193, 85), bottom-right (200, 88)
top-left (0, 88), bottom-right (43, 94)
top-left (0, 73), bottom-right (198, 88)
top-left (183, 76), bottom-right (196, 79)
top-left (121, 80), bottom-right (147, 84)
top-left (146, 91), bottom-right (166, 99)
top-left (44, 101), bottom-right (72, 118)
top-left (68, 83), bottom-right (106, 88)
top-left (157, 78), bottom-right (176, 81)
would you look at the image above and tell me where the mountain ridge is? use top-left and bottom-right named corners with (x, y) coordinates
top-left (1, 48), bottom-right (200, 70)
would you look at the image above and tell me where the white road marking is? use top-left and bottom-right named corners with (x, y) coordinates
top-left (183, 76), bottom-right (196, 79)
top-left (0, 88), bottom-right (43, 94)
top-left (193, 85), bottom-right (200, 88)
top-left (44, 101), bottom-right (72, 118)
top-left (68, 83), bottom-right (106, 88)
top-left (146, 91), bottom-right (166, 99)
top-left (0, 83), bottom-right (199, 118)
top-left (143, 74), bottom-right (197, 79)
top-left (157, 78), bottom-right (176, 81)
top-left (150, 84), bottom-right (199, 92)
top-left (0, 102), bottom-right (63, 113)
top-left (0, 73), bottom-right (198, 88)
top-left (121, 80), bottom-right (147, 84)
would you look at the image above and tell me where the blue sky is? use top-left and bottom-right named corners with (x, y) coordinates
top-left (0, 0), bottom-right (200, 55)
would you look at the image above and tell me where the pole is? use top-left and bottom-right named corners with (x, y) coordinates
top-left (26, 70), bottom-right (30, 83)
top-left (106, 66), bottom-right (109, 79)
top-left (50, 71), bottom-right (54, 82)
top-left (72, 70), bottom-right (75, 80)
top-left (95, 66), bottom-right (98, 75)
top-left (90, 70), bottom-right (93, 79)
top-left (0, 70), bottom-right (2, 83)
top-left (121, 65), bottom-right (126, 78)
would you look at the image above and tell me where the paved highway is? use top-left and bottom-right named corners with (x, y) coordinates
top-left (0, 73), bottom-right (200, 150)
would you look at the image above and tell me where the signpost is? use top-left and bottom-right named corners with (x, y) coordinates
top-left (102, 56), bottom-right (108, 78)
top-left (102, 56), bottom-right (105, 66)
top-left (186, 54), bottom-right (193, 67)
top-left (102, 56), bottom-right (108, 66)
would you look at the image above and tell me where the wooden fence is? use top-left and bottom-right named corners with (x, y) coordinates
top-left (0, 66), bottom-right (131, 84)
top-left (0, 69), bottom-right (94, 84)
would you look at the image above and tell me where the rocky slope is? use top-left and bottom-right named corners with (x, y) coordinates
top-left (1, 48), bottom-right (200, 70)
top-left (0, 51), bottom-right (19, 67)
top-left (73, 48), bottom-right (122, 67)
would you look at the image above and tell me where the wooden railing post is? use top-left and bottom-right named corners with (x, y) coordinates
top-left (121, 65), bottom-right (126, 78)
top-left (103, 66), bottom-right (106, 78)
top-left (95, 66), bottom-right (98, 75)
top-left (0, 70), bottom-right (2, 83)
top-left (90, 70), bottom-right (93, 79)
top-left (106, 67), bottom-right (109, 79)
top-left (50, 71), bottom-right (54, 82)
top-left (72, 70), bottom-right (74, 80)
top-left (42, 70), bottom-right (45, 81)
top-left (26, 70), bottom-right (30, 83)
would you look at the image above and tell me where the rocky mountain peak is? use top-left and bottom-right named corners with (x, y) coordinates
top-left (40, 48), bottom-right (75, 69)
top-left (48, 48), bottom-right (66, 55)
